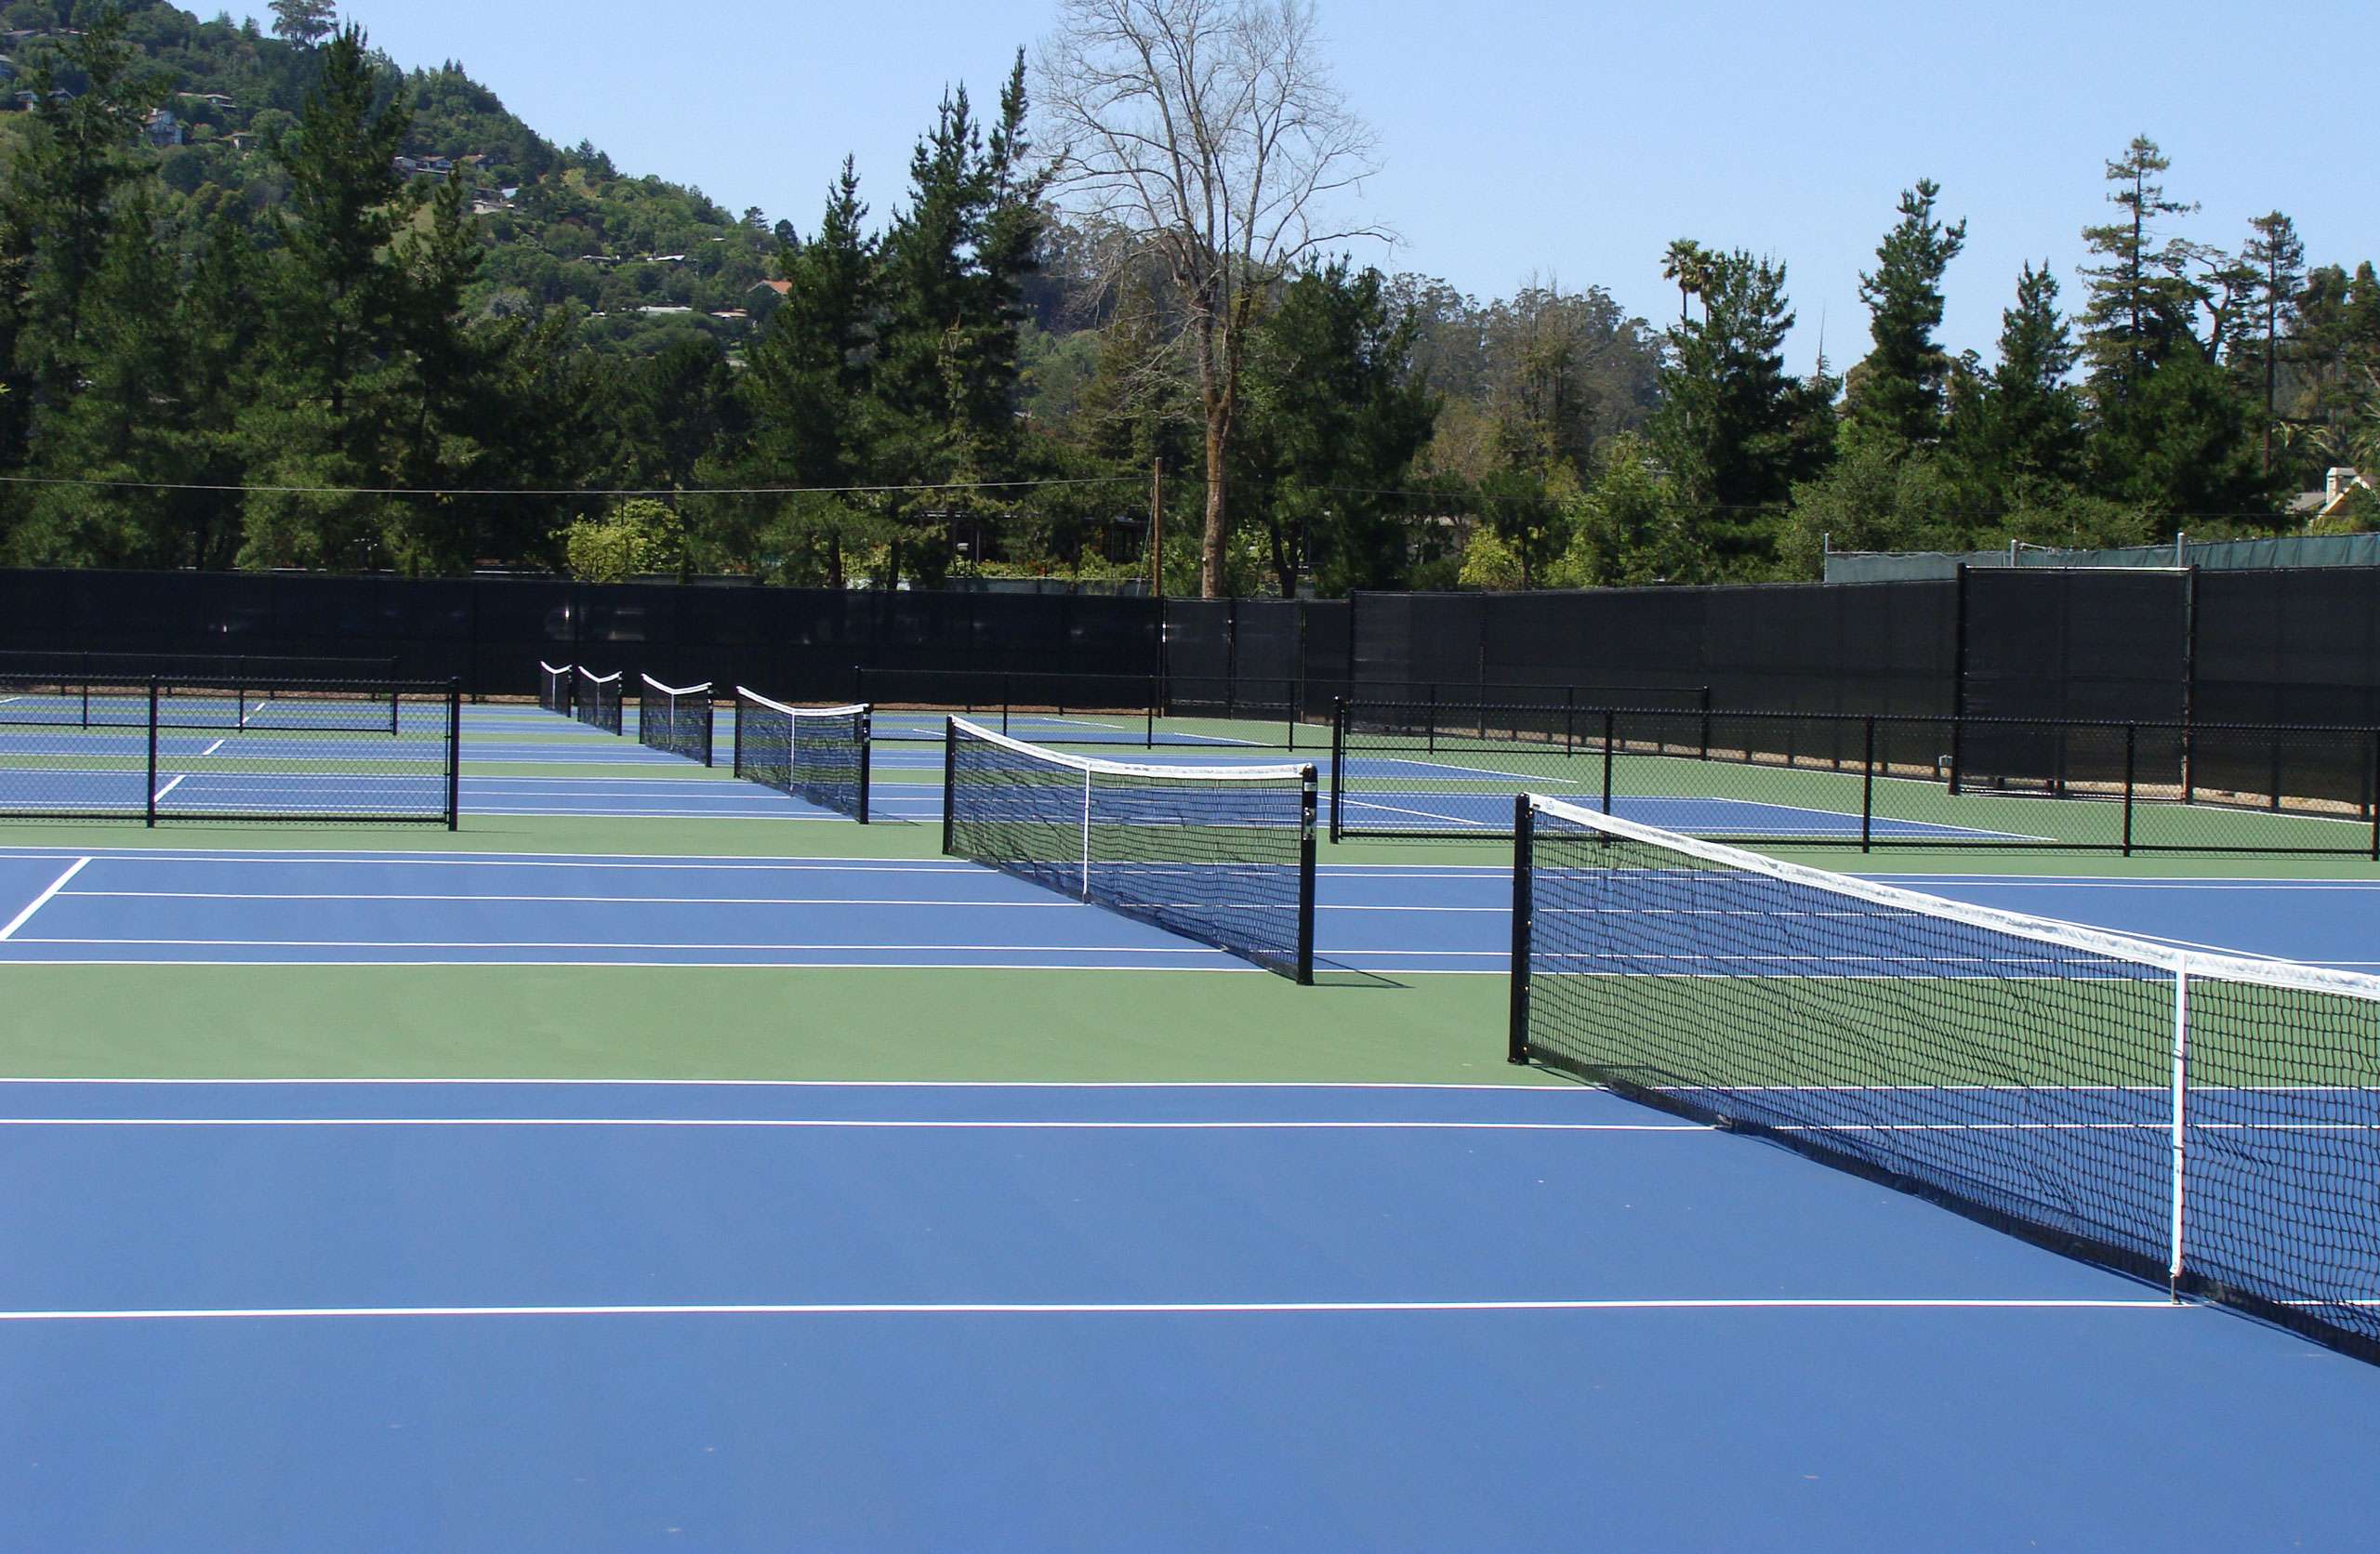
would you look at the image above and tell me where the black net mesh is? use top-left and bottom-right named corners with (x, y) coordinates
top-left (572, 669), bottom-right (623, 734)
top-left (730, 689), bottom-right (870, 822)
top-left (942, 717), bottom-right (1316, 981)
top-left (1512, 795), bottom-right (2380, 1364)
top-left (0, 676), bottom-right (456, 823)
top-left (637, 675), bottom-right (714, 766)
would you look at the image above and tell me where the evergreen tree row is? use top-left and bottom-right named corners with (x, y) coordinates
top-left (0, 9), bottom-right (2374, 592)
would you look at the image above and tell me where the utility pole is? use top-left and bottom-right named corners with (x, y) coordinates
top-left (1149, 456), bottom-right (1165, 599)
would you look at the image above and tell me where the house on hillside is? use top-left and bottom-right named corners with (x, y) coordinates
top-left (2292, 468), bottom-right (2374, 525)
top-left (747, 280), bottom-right (792, 299)
top-left (177, 91), bottom-right (235, 111)
top-left (143, 108), bottom-right (184, 147)
top-left (391, 154), bottom-right (455, 181)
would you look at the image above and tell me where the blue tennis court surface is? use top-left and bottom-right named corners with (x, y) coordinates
top-left (0, 1076), bottom-right (2374, 1549)
top-left (5, 849), bottom-right (2373, 972)
top-left (6, 697), bottom-right (2379, 1544)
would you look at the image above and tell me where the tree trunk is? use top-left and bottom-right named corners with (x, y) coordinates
top-left (1200, 411), bottom-right (1228, 598)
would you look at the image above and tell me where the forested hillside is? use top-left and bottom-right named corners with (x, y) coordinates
top-left (0, 0), bottom-right (2372, 593)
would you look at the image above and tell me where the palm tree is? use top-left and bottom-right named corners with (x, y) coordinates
top-left (1660, 239), bottom-right (1709, 325)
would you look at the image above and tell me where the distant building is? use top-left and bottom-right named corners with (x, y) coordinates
top-left (2293, 467), bottom-right (2374, 524)
top-left (144, 108), bottom-right (185, 147)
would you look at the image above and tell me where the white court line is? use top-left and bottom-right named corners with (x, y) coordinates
top-left (1344, 798), bottom-right (1494, 829)
top-left (0, 1296), bottom-right (2185, 1324)
top-left (150, 774), bottom-right (186, 804)
top-left (0, 856), bottom-right (91, 942)
top-left (59, 890), bottom-right (1501, 914)
top-left (0, 957), bottom-right (1338, 972)
top-left (0, 1116), bottom-right (1700, 1131)
top-left (199, 739), bottom-right (225, 757)
top-left (10, 937), bottom-right (1245, 954)
top-left (0, 1077), bottom-right (1588, 1089)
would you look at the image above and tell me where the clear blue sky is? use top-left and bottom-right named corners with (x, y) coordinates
top-left (342, 0), bottom-right (2376, 371)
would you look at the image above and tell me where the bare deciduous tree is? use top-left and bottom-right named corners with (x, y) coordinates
top-left (1037, 0), bottom-right (1385, 596)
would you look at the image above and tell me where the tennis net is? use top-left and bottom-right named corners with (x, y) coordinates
top-left (731, 689), bottom-right (869, 822)
top-left (638, 675), bottom-right (714, 765)
top-left (943, 717), bottom-right (1317, 982)
top-left (539, 662), bottom-right (572, 715)
top-left (1508, 792), bottom-right (2380, 1363)
top-left (573, 668), bottom-right (623, 734)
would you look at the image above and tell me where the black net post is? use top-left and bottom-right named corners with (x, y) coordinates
top-left (144, 677), bottom-right (159, 827)
top-left (940, 717), bottom-right (957, 855)
top-left (1296, 767), bottom-right (1317, 985)
top-left (1860, 716), bottom-right (1876, 853)
top-left (733, 692), bottom-right (746, 776)
top-left (1698, 686), bottom-right (1712, 762)
top-left (1600, 709), bottom-right (1616, 814)
top-left (445, 680), bottom-right (463, 830)
top-left (1507, 794), bottom-right (1533, 1065)
top-left (702, 696), bottom-right (717, 768)
top-left (1146, 676), bottom-right (1157, 748)
top-left (1329, 698), bottom-right (1346, 842)
top-left (855, 709), bottom-right (871, 824)
top-left (389, 683), bottom-right (401, 736)
top-left (79, 676), bottom-right (88, 730)
top-left (1426, 685), bottom-right (1437, 755)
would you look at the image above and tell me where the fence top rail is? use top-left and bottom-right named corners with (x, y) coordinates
top-left (1339, 699), bottom-right (2380, 738)
top-left (1524, 793), bottom-right (2380, 998)
top-left (0, 673), bottom-right (459, 693)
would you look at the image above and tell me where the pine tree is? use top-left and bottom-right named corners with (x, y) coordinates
top-left (1648, 250), bottom-right (1820, 571)
top-left (2077, 135), bottom-right (2202, 402)
top-left (237, 24), bottom-right (416, 568)
top-left (2240, 211), bottom-right (2307, 475)
top-left (269, 0), bottom-right (339, 48)
top-left (867, 57), bottom-right (1043, 585)
top-left (0, 11), bottom-right (168, 407)
top-left (731, 160), bottom-right (890, 587)
top-left (1968, 261), bottom-right (2085, 492)
top-left (1845, 178), bottom-right (1966, 449)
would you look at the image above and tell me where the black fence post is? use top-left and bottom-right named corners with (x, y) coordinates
top-left (1329, 698), bottom-right (1346, 842)
top-left (144, 678), bottom-right (159, 827)
top-left (2371, 728), bottom-right (2379, 863)
top-left (1698, 686), bottom-right (1712, 763)
top-left (1508, 795), bottom-right (1534, 1066)
top-left (1564, 687), bottom-right (1576, 757)
top-left (2122, 723), bottom-right (2136, 858)
top-left (445, 680), bottom-right (463, 830)
top-left (1601, 709), bottom-right (1616, 815)
top-left (1860, 716), bottom-right (1876, 853)
top-left (1145, 676), bottom-right (1157, 749)
top-left (389, 681), bottom-right (401, 737)
top-left (1426, 685), bottom-right (1437, 755)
